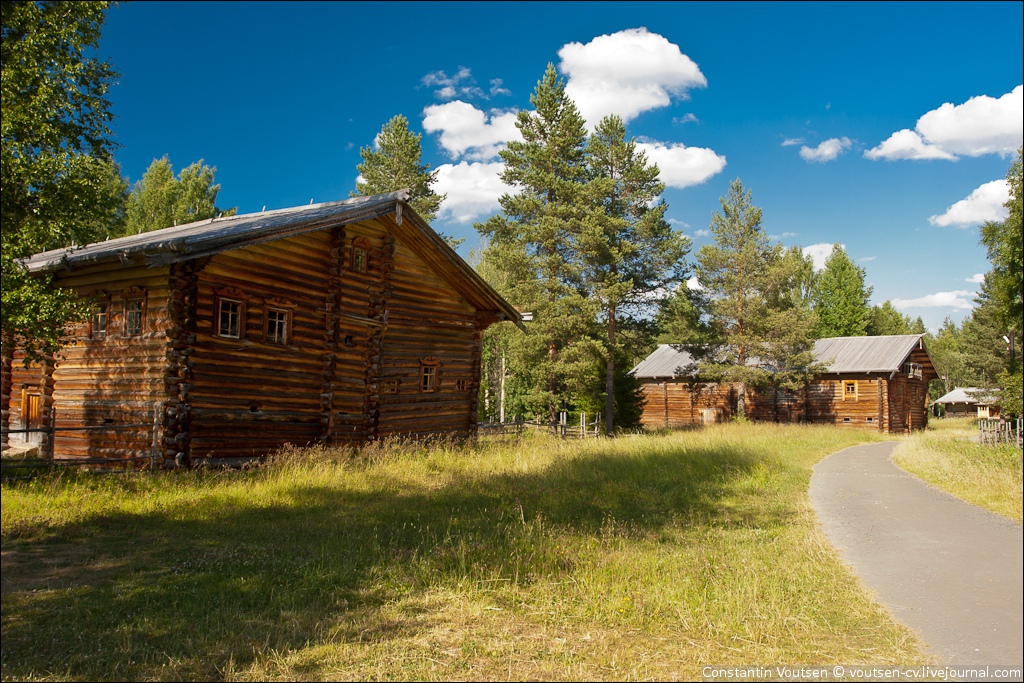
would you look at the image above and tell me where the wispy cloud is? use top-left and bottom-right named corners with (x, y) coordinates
top-left (859, 256), bottom-right (877, 263)
top-left (929, 179), bottom-right (1010, 227)
top-left (866, 85), bottom-right (1023, 160)
top-left (892, 290), bottom-right (975, 310)
top-left (799, 137), bottom-right (852, 162)
top-left (694, 228), bottom-right (711, 237)
top-left (781, 137), bottom-right (804, 147)
top-left (674, 113), bottom-right (699, 124)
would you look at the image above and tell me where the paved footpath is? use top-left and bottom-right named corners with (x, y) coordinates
top-left (809, 442), bottom-right (1023, 666)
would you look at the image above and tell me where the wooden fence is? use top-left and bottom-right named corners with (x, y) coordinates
top-left (978, 418), bottom-right (1023, 447)
top-left (478, 412), bottom-right (604, 440)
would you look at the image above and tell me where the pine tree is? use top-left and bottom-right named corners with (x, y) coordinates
top-left (582, 115), bottom-right (689, 433)
top-left (812, 244), bottom-right (872, 337)
top-left (354, 115), bottom-right (457, 246)
top-left (476, 64), bottom-right (594, 426)
top-left (690, 179), bottom-right (817, 418)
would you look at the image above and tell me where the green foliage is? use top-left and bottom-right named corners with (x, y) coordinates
top-left (865, 300), bottom-right (916, 336)
top-left (582, 114), bottom-right (689, 433)
top-left (980, 147), bottom-right (1023, 338)
top-left (688, 180), bottom-right (819, 413)
top-left (354, 114), bottom-right (457, 246)
top-left (477, 64), bottom-right (595, 424)
top-left (812, 244), bottom-right (871, 337)
top-left (1, 1), bottom-right (123, 359)
top-left (120, 156), bottom-right (235, 236)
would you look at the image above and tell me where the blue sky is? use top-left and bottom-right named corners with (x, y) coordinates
top-left (97, 1), bottom-right (1023, 332)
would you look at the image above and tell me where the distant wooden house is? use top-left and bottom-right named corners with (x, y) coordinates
top-left (932, 387), bottom-right (1000, 419)
top-left (1, 191), bottom-right (520, 467)
top-left (632, 334), bottom-right (937, 433)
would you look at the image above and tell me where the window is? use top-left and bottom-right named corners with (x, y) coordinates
top-left (124, 300), bottom-right (144, 336)
top-left (266, 308), bottom-right (289, 345)
top-left (383, 380), bottom-right (399, 394)
top-left (219, 299), bottom-right (242, 338)
top-left (353, 247), bottom-right (367, 273)
top-left (92, 303), bottom-right (108, 339)
top-left (455, 379), bottom-right (467, 392)
top-left (843, 380), bottom-right (858, 401)
top-left (420, 364), bottom-right (437, 392)
top-left (903, 362), bottom-right (923, 380)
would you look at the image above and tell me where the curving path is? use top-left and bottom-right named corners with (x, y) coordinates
top-left (810, 442), bottom-right (1023, 666)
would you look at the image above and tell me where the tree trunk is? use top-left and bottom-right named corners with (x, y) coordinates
top-left (549, 341), bottom-right (557, 429)
top-left (605, 304), bottom-right (616, 436)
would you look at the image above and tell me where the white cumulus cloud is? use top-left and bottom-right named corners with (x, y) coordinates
top-left (966, 273), bottom-right (986, 284)
top-left (866, 85), bottom-right (1023, 161)
top-left (799, 137), bottom-right (852, 162)
top-left (433, 161), bottom-right (506, 224)
top-left (929, 179), bottom-right (1010, 227)
top-left (422, 101), bottom-right (521, 161)
top-left (558, 28), bottom-right (707, 126)
top-left (892, 290), bottom-right (975, 310)
top-left (686, 276), bottom-right (703, 291)
top-left (803, 243), bottom-right (842, 271)
top-left (635, 141), bottom-right (726, 189)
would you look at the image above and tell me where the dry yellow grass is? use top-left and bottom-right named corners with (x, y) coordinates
top-left (2, 424), bottom-right (927, 681)
top-left (892, 419), bottom-right (1023, 523)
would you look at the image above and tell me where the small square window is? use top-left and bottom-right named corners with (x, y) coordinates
top-left (266, 308), bottom-right (288, 345)
top-left (383, 380), bottom-right (399, 394)
top-left (353, 247), bottom-right (367, 273)
top-left (92, 304), bottom-right (108, 339)
top-left (843, 417), bottom-right (851, 423)
top-left (866, 417), bottom-right (874, 423)
top-left (219, 299), bottom-right (242, 338)
top-left (124, 300), bottom-right (143, 336)
top-left (455, 379), bottom-right (467, 392)
top-left (843, 381), bottom-right (858, 400)
top-left (420, 365), bottom-right (436, 392)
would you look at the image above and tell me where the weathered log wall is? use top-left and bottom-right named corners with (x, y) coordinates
top-left (188, 231), bottom-right (333, 461)
top-left (377, 234), bottom-right (480, 440)
top-left (46, 264), bottom-right (171, 462)
top-left (641, 372), bottom-right (929, 434)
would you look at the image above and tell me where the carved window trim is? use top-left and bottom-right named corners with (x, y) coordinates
top-left (121, 286), bottom-right (147, 337)
top-left (89, 291), bottom-right (111, 340)
top-left (843, 380), bottom-right (858, 401)
top-left (420, 357), bottom-right (439, 393)
top-left (215, 287), bottom-right (248, 340)
top-left (262, 296), bottom-right (294, 345)
top-left (352, 237), bottom-right (370, 273)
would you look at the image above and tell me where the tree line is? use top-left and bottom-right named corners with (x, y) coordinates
top-left (3, 3), bottom-right (1020, 425)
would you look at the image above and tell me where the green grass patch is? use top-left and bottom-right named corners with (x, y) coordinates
top-left (893, 419), bottom-right (1023, 523)
top-left (2, 424), bottom-right (925, 680)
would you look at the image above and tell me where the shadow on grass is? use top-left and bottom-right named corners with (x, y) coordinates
top-left (1, 439), bottom-right (791, 680)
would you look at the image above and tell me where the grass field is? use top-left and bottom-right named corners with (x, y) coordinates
top-left (1, 424), bottom-right (927, 680)
top-left (892, 418), bottom-right (1023, 523)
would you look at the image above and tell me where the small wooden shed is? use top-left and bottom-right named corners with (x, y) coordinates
top-left (633, 334), bottom-right (937, 433)
top-left (932, 387), bottom-right (1000, 419)
top-left (1, 191), bottom-right (520, 466)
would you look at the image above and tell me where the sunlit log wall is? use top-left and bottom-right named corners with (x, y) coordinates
top-left (639, 370), bottom-right (930, 434)
top-left (9, 215), bottom-right (495, 465)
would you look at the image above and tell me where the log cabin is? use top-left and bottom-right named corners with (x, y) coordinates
top-left (633, 334), bottom-right (937, 433)
top-left (1, 191), bottom-right (521, 467)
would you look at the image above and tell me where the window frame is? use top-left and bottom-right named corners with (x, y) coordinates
top-left (352, 237), bottom-right (370, 273)
top-left (124, 299), bottom-right (144, 337)
top-left (90, 295), bottom-right (110, 340)
top-left (214, 287), bottom-right (248, 340)
top-left (419, 358), bottom-right (439, 393)
top-left (265, 308), bottom-right (289, 345)
top-left (843, 380), bottom-right (858, 401)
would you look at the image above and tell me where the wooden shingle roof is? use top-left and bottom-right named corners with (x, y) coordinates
top-left (632, 334), bottom-right (936, 379)
top-left (23, 190), bottom-right (521, 326)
